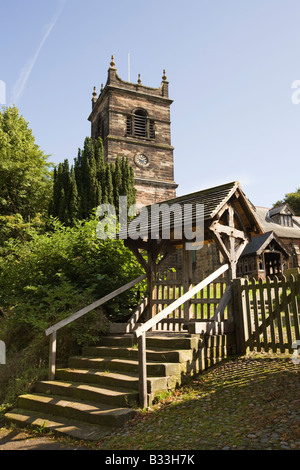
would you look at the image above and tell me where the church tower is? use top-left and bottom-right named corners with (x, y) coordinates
top-left (88, 56), bottom-right (177, 207)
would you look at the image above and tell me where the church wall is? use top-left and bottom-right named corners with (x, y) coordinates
top-left (134, 180), bottom-right (177, 207)
top-left (105, 138), bottom-right (174, 182)
top-left (108, 91), bottom-right (172, 146)
top-left (191, 242), bottom-right (224, 282)
top-left (89, 61), bottom-right (177, 207)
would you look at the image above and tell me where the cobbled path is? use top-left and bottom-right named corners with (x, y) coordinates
top-left (98, 354), bottom-right (300, 450)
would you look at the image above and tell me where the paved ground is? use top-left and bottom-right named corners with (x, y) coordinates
top-left (0, 427), bottom-right (88, 450)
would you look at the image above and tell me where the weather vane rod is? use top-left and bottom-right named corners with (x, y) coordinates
top-left (128, 52), bottom-right (130, 82)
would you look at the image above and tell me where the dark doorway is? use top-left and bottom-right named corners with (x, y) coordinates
top-left (264, 252), bottom-right (282, 278)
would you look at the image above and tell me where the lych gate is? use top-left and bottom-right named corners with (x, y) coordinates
top-left (120, 181), bottom-right (263, 406)
top-left (124, 181), bottom-right (262, 333)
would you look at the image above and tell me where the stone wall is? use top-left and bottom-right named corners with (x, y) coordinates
top-left (277, 238), bottom-right (300, 269)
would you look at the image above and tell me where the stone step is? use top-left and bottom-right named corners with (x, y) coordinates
top-left (4, 331), bottom-right (231, 441)
top-left (82, 345), bottom-right (194, 363)
top-left (5, 409), bottom-right (113, 441)
top-left (16, 393), bottom-right (137, 428)
top-left (99, 335), bottom-right (137, 348)
top-left (68, 356), bottom-right (182, 376)
top-left (98, 334), bottom-right (200, 351)
top-left (56, 368), bottom-right (168, 394)
top-left (146, 335), bottom-right (200, 350)
top-left (34, 380), bottom-right (139, 407)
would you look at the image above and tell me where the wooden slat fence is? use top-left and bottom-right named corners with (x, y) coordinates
top-left (234, 275), bottom-right (300, 354)
top-left (150, 272), bottom-right (229, 331)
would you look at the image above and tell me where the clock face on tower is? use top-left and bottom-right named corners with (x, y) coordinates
top-left (134, 153), bottom-right (149, 168)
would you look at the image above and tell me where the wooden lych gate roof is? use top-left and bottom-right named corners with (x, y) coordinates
top-left (123, 181), bottom-right (262, 245)
top-left (148, 180), bottom-right (239, 223)
top-left (122, 181), bottom-right (263, 279)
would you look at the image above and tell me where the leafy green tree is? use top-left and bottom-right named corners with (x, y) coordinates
top-left (0, 213), bottom-right (44, 247)
top-left (283, 189), bottom-right (300, 216)
top-left (0, 106), bottom-right (52, 220)
top-left (273, 188), bottom-right (300, 216)
top-left (0, 216), bottom-right (144, 324)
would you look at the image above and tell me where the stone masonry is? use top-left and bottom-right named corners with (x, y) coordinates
top-left (88, 56), bottom-right (178, 207)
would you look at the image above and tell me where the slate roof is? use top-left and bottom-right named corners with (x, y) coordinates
top-left (120, 181), bottom-right (262, 241)
top-left (268, 204), bottom-right (294, 217)
top-left (241, 232), bottom-right (273, 256)
top-left (123, 181), bottom-right (241, 238)
top-left (241, 231), bottom-right (290, 257)
top-left (251, 206), bottom-right (300, 239)
top-left (147, 180), bottom-right (239, 222)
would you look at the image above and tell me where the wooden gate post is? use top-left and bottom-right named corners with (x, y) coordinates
top-left (232, 278), bottom-right (248, 355)
top-left (147, 250), bottom-right (157, 320)
top-left (138, 331), bottom-right (148, 409)
top-left (49, 331), bottom-right (57, 380)
top-left (182, 243), bottom-right (192, 324)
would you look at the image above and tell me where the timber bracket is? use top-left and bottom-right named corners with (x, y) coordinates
top-left (209, 202), bottom-right (250, 278)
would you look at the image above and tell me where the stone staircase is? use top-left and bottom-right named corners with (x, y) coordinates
top-left (5, 332), bottom-right (233, 441)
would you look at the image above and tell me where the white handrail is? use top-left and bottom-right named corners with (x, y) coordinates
top-left (135, 264), bottom-right (229, 338)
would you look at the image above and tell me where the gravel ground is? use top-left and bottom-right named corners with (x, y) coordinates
top-left (1, 353), bottom-right (299, 451)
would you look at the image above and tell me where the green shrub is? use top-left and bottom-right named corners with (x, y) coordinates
top-left (0, 215), bottom-right (146, 405)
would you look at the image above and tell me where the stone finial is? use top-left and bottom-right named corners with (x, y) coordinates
top-left (162, 69), bottom-right (167, 81)
top-left (100, 83), bottom-right (104, 92)
top-left (92, 86), bottom-right (97, 102)
top-left (110, 55), bottom-right (116, 68)
top-left (137, 74), bottom-right (141, 84)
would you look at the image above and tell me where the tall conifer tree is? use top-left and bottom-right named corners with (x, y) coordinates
top-left (49, 137), bottom-right (136, 225)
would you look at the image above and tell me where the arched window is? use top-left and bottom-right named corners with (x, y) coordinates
top-left (126, 109), bottom-right (155, 139)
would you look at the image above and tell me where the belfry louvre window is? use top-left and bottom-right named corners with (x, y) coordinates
top-left (126, 116), bottom-right (132, 135)
top-left (126, 109), bottom-right (155, 139)
top-left (134, 110), bottom-right (147, 137)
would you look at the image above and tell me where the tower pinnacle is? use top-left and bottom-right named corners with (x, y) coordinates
top-left (110, 55), bottom-right (116, 68)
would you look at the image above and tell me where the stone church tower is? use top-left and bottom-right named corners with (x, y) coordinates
top-left (88, 56), bottom-right (177, 207)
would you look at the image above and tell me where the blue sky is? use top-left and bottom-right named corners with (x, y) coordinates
top-left (1, 0), bottom-right (300, 208)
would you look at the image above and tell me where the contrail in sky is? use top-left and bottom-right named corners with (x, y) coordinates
top-left (12, 0), bottom-right (67, 104)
